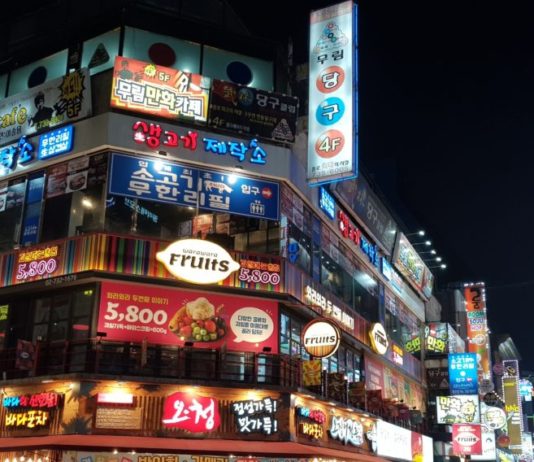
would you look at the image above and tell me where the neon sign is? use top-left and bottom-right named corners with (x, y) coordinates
top-left (0, 136), bottom-right (34, 177)
top-left (16, 245), bottom-right (60, 282)
top-left (162, 391), bottom-right (220, 432)
top-left (231, 397), bottom-right (278, 435)
top-left (304, 285), bottom-right (354, 330)
top-left (3, 392), bottom-right (62, 429)
top-left (329, 415), bottom-right (364, 446)
top-left (319, 186), bottom-right (335, 220)
top-left (338, 210), bottom-right (379, 267)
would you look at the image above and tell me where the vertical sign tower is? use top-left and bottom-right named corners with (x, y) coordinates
top-left (308, 1), bottom-right (358, 186)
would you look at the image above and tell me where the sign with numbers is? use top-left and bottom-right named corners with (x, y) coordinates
top-left (449, 353), bottom-right (479, 395)
top-left (209, 79), bottom-right (298, 143)
top-left (111, 57), bottom-right (210, 123)
top-left (307, 1), bottom-right (357, 185)
top-left (108, 153), bottom-right (279, 220)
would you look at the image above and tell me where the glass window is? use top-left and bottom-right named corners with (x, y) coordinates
top-left (287, 222), bottom-right (312, 275)
top-left (0, 178), bottom-right (26, 251)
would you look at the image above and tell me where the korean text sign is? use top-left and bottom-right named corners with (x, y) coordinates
top-left (111, 57), bottom-right (210, 123)
top-left (436, 395), bottom-right (480, 424)
top-left (209, 79), bottom-right (298, 143)
top-left (98, 281), bottom-right (279, 353)
top-left (0, 69), bottom-right (91, 148)
top-left (449, 353), bottom-right (479, 395)
top-left (452, 424), bottom-right (483, 456)
top-left (307, 1), bottom-right (357, 185)
top-left (162, 392), bottom-right (220, 432)
top-left (108, 153), bottom-right (280, 220)
top-left (464, 283), bottom-right (491, 380)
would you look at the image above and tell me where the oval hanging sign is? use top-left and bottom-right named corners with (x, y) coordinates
top-left (157, 239), bottom-right (240, 284)
top-left (369, 323), bottom-right (389, 355)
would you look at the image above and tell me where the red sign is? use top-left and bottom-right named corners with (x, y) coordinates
top-left (162, 392), bottom-right (220, 432)
top-left (98, 281), bottom-right (278, 353)
top-left (452, 424), bottom-right (483, 455)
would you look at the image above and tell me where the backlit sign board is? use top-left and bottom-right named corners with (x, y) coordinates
top-left (38, 125), bottom-right (74, 160)
top-left (452, 424), bottom-right (482, 456)
top-left (307, 1), bottom-right (357, 185)
top-left (157, 238), bottom-right (240, 285)
top-left (302, 318), bottom-right (341, 359)
top-left (232, 397), bottom-right (278, 435)
top-left (369, 323), bottom-right (388, 355)
top-left (464, 283), bottom-right (491, 380)
top-left (162, 391), bottom-right (220, 432)
top-left (319, 186), bottom-right (335, 220)
top-left (449, 353), bottom-right (478, 395)
top-left (436, 395), bottom-right (480, 424)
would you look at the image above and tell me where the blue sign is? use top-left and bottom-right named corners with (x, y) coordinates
top-left (21, 173), bottom-right (45, 246)
top-left (319, 186), bottom-right (335, 220)
top-left (109, 153), bottom-right (280, 220)
top-left (0, 136), bottom-right (34, 176)
top-left (38, 125), bottom-right (74, 160)
top-left (449, 353), bottom-right (478, 395)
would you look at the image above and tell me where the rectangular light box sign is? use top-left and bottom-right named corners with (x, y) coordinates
top-left (307, 1), bottom-right (358, 186)
top-left (38, 125), bottom-right (74, 160)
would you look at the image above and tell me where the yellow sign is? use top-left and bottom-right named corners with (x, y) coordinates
top-left (5, 410), bottom-right (49, 428)
top-left (369, 323), bottom-right (388, 355)
top-left (157, 239), bottom-right (240, 285)
top-left (302, 359), bottom-right (323, 386)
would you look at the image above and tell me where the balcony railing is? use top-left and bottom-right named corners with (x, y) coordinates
top-left (0, 338), bottom-right (427, 433)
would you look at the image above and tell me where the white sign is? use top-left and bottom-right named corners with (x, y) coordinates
top-left (96, 392), bottom-right (134, 405)
top-left (230, 307), bottom-right (274, 344)
top-left (471, 431), bottom-right (497, 461)
top-left (156, 239), bottom-right (240, 284)
top-left (304, 285), bottom-right (354, 329)
top-left (436, 395), bottom-right (480, 424)
top-left (369, 323), bottom-right (388, 355)
top-left (423, 435), bottom-right (434, 462)
top-left (481, 403), bottom-right (507, 431)
top-left (307, 1), bottom-right (357, 185)
top-left (302, 319), bottom-right (340, 359)
top-left (328, 415), bottom-right (364, 446)
top-left (376, 420), bottom-right (412, 461)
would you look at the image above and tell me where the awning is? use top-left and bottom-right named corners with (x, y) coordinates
top-left (0, 435), bottom-right (389, 462)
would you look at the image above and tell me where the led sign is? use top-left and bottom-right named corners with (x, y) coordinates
top-left (231, 397), bottom-right (278, 435)
top-left (369, 323), bottom-right (388, 355)
top-left (16, 245), bottom-right (60, 282)
top-left (157, 239), bottom-right (240, 285)
top-left (38, 125), bottom-right (74, 160)
top-left (304, 285), bottom-right (354, 329)
top-left (302, 318), bottom-right (341, 359)
top-left (3, 392), bottom-right (62, 429)
top-left (0, 136), bottom-right (34, 177)
top-left (338, 210), bottom-right (379, 267)
top-left (319, 186), bottom-right (335, 220)
top-left (162, 392), bottom-right (220, 432)
top-left (329, 415), bottom-right (364, 446)
top-left (296, 406), bottom-right (327, 440)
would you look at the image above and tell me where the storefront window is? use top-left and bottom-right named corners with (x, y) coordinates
top-left (0, 178), bottom-right (27, 251)
top-left (353, 267), bottom-right (379, 322)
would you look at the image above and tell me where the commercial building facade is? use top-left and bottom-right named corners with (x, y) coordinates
top-left (0, 2), bottom-right (434, 461)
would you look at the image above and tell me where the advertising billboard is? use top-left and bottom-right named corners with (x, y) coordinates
top-left (392, 233), bottom-right (433, 300)
top-left (98, 281), bottom-right (278, 353)
top-left (108, 153), bottom-right (280, 221)
top-left (208, 79), bottom-right (298, 143)
top-left (436, 395), bottom-right (480, 424)
top-left (0, 68), bottom-right (91, 148)
top-left (502, 360), bottom-right (523, 452)
top-left (452, 424), bottom-right (483, 456)
top-left (449, 353), bottom-right (479, 395)
top-left (376, 420), bottom-right (412, 461)
top-left (307, 1), bottom-right (357, 185)
top-left (110, 57), bottom-right (210, 123)
top-left (464, 283), bottom-right (492, 380)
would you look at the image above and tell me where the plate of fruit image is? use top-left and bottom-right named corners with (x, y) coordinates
top-left (168, 297), bottom-right (227, 342)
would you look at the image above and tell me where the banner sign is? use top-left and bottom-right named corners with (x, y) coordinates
top-left (502, 361), bottom-right (523, 450)
top-left (392, 232), bottom-right (433, 300)
top-left (209, 79), bottom-right (298, 143)
top-left (376, 420), bottom-right (412, 461)
top-left (111, 57), bottom-right (210, 123)
top-left (109, 153), bottom-right (280, 220)
top-left (307, 1), bottom-right (357, 185)
top-left (464, 283), bottom-right (492, 380)
top-left (333, 175), bottom-right (398, 254)
top-left (453, 424), bottom-right (483, 456)
top-left (0, 68), bottom-right (91, 147)
top-left (98, 281), bottom-right (278, 353)
top-left (436, 395), bottom-right (480, 424)
top-left (449, 353), bottom-right (479, 395)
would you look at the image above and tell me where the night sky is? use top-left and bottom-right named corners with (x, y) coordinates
top-left (228, 0), bottom-right (534, 368)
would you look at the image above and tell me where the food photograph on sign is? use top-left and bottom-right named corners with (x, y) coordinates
top-left (98, 281), bottom-right (278, 353)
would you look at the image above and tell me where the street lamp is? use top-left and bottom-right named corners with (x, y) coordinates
top-left (412, 240), bottom-right (432, 247)
top-left (405, 230), bottom-right (425, 237)
top-left (419, 249), bottom-right (437, 255)
top-left (428, 263), bottom-right (447, 269)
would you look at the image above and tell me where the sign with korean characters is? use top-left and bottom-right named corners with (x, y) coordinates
top-left (425, 322), bottom-right (448, 353)
top-left (502, 359), bottom-right (523, 451)
top-left (108, 153), bottom-right (280, 220)
top-left (162, 391), bottom-right (220, 432)
top-left (156, 239), bottom-right (240, 284)
top-left (375, 420), bottom-right (412, 461)
top-left (307, 1), bottom-right (357, 185)
top-left (98, 281), bottom-right (278, 353)
top-left (14, 244), bottom-right (62, 284)
top-left (231, 397), bottom-right (278, 435)
top-left (111, 57), bottom-right (210, 123)
top-left (3, 392), bottom-right (62, 429)
top-left (464, 283), bottom-right (492, 380)
top-left (209, 79), bottom-right (298, 143)
top-left (449, 353), bottom-right (479, 395)
top-left (0, 68), bottom-right (90, 147)
top-left (436, 395), bottom-right (480, 424)
top-left (453, 424), bottom-right (483, 456)
top-left (296, 406), bottom-right (327, 440)
top-left (392, 232), bottom-right (432, 299)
